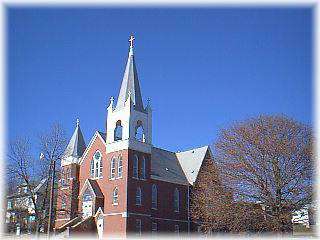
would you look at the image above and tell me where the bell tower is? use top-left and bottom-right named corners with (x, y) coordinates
top-left (106, 35), bottom-right (152, 154)
top-left (55, 119), bottom-right (86, 228)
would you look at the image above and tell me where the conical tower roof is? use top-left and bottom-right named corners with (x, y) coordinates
top-left (116, 35), bottom-right (144, 111)
top-left (64, 119), bottom-right (86, 158)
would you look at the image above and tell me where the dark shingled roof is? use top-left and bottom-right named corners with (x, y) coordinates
top-left (97, 131), bottom-right (106, 142)
top-left (87, 179), bottom-right (104, 199)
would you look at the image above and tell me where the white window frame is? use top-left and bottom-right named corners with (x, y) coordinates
top-left (95, 160), bottom-right (99, 178)
top-left (110, 158), bottom-right (116, 180)
top-left (151, 184), bottom-right (157, 209)
top-left (112, 187), bottom-right (119, 205)
top-left (99, 157), bottom-right (103, 178)
top-left (133, 155), bottom-right (139, 179)
top-left (61, 196), bottom-right (67, 210)
top-left (174, 188), bottom-right (180, 212)
top-left (136, 187), bottom-right (142, 206)
top-left (152, 222), bottom-right (157, 234)
top-left (114, 120), bottom-right (123, 141)
top-left (118, 157), bottom-right (123, 178)
top-left (7, 201), bottom-right (12, 210)
top-left (90, 159), bottom-right (95, 178)
top-left (91, 150), bottom-right (102, 179)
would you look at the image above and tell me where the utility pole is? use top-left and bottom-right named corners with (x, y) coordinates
top-left (40, 152), bottom-right (56, 237)
top-left (47, 158), bottom-right (56, 236)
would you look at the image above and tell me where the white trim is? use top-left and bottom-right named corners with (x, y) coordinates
top-left (105, 212), bottom-right (125, 216)
top-left (79, 131), bottom-right (106, 165)
top-left (55, 218), bottom-right (71, 221)
top-left (91, 176), bottom-right (103, 180)
top-left (78, 179), bottom-right (97, 198)
top-left (106, 138), bottom-right (152, 154)
top-left (94, 207), bottom-right (104, 218)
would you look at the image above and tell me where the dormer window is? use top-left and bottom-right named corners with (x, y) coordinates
top-left (114, 120), bottom-right (123, 141)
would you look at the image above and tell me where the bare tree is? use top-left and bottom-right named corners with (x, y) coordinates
top-left (38, 123), bottom-right (67, 234)
top-left (213, 115), bottom-right (314, 232)
top-left (7, 137), bottom-right (47, 234)
top-left (6, 123), bottom-right (68, 235)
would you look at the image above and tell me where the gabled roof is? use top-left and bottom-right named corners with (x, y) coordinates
top-left (79, 131), bottom-right (107, 165)
top-left (64, 120), bottom-right (86, 158)
top-left (33, 178), bottom-right (47, 193)
top-left (150, 147), bottom-right (189, 186)
top-left (150, 145), bottom-right (212, 186)
top-left (79, 179), bottom-right (104, 199)
top-left (115, 45), bottom-right (144, 112)
top-left (87, 179), bottom-right (104, 198)
top-left (176, 146), bottom-right (211, 185)
top-left (7, 178), bottom-right (48, 199)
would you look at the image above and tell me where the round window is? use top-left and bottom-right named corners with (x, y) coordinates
top-left (94, 151), bottom-right (101, 160)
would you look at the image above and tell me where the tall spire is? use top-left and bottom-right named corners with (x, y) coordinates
top-left (116, 34), bottom-right (144, 111)
top-left (64, 119), bottom-right (86, 158)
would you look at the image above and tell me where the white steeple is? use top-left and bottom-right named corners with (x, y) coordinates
top-left (106, 35), bottom-right (152, 154)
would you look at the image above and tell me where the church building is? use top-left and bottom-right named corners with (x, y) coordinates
top-left (54, 36), bottom-right (214, 237)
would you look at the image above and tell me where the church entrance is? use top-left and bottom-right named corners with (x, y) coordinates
top-left (82, 189), bottom-right (93, 218)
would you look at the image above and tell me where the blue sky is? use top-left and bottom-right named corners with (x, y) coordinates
top-left (7, 7), bottom-right (313, 154)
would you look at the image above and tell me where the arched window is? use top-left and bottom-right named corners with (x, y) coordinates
top-left (110, 158), bottom-right (116, 179)
top-left (113, 187), bottom-right (119, 205)
top-left (118, 157), bottom-right (123, 178)
top-left (133, 155), bottom-right (139, 178)
top-left (152, 184), bottom-right (157, 209)
top-left (141, 156), bottom-right (146, 179)
top-left (95, 161), bottom-right (99, 178)
top-left (174, 188), bottom-right (179, 212)
top-left (135, 120), bottom-right (146, 142)
top-left (99, 158), bottom-right (103, 178)
top-left (90, 160), bottom-right (95, 178)
top-left (61, 196), bottom-right (67, 210)
top-left (136, 187), bottom-right (142, 206)
top-left (114, 120), bottom-right (123, 141)
top-left (91, 151), bottom-right (102, 178)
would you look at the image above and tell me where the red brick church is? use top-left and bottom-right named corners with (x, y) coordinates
top-left (54, 36), bottom-right (214, 237)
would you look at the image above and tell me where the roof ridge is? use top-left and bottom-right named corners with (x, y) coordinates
top-left (175, 145), bottom-right (209, 154)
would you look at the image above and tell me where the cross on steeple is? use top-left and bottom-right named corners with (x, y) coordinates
top-left (129, 35), bottom-right (135, 48)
